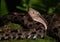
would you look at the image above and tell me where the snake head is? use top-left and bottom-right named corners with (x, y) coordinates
top-left (28, 8), bottom-right (48, 30)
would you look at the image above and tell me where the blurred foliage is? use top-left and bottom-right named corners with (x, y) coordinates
top-left (0, 0), bottom-right (8, 17)
top-left (1, 0), bottom-right (60, 17)
top-left (16, 0), bottom-right (60, 14)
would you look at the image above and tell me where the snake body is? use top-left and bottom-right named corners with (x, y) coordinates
top-left (0, 11), bottom-right (60, 41)
top-left (0, 8), bottom-right (47, 40)
top-left (0, 12), bottom-right (46, 40)
top-left (0, 27), bottom-right (45, 40)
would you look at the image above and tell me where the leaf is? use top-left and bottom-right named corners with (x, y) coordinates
top-left (47, 8), bottom-right (55, 14)
top-left (0, 0), bottom-right (8, 17)
top-left (16, 6), bottom-right (28, 11)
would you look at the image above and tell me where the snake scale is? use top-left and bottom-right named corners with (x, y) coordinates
top-left (0, 8), bottom-right (47, 40)
top-left (0, 8), bottom-right (60, 41)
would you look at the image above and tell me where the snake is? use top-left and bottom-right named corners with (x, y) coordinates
top-left (0, 8), bottom-right (47, 40)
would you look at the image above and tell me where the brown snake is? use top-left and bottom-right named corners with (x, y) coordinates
top-left (0, 8), bottom-right (47, 40)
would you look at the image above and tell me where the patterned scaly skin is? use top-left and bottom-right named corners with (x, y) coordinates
top-left (0, 27), bottom-right (45, 40)
top-left (0, 8), bottom-right (47, 40)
